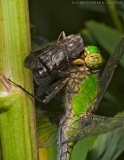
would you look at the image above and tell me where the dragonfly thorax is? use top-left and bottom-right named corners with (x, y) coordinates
top-left (71, 45), bottom-right (104, 70)
top-left (64, 66), bottom-right (98, 116)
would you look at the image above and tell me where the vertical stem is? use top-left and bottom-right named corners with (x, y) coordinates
top-left (0, 0), bottom-right (38, 160)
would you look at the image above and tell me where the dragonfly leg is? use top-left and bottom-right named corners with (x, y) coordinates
top-left (93, 36), bottom-right (124, 110)
top-left (43, 78), bottom-right (69, 103)
top-left (8, 78), bottom-right (46, 104)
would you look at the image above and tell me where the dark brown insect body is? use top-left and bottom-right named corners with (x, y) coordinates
top-left (24, 32), bottom-right (84, 79)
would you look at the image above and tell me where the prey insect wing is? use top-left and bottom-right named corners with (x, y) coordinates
top-left (42, 78), bottom-right (69, 103)
top-left (35, 73), bottom-right (60, 97)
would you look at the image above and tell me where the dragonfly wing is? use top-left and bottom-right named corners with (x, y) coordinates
top-left (36, 110), bottom-right (60, 148)
top-left (93, 37), bottom-right (124, 111)
top-left (61, 114), bottom-right (124, 144)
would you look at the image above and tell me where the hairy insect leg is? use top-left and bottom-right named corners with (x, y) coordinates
top-left (32, 36), bottom-right (50, 44)
top-left (43, 78), bottom-right (69, 103)
top-left (57, 31), bottom-right (66, 42)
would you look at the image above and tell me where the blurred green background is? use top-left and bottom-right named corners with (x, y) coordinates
top-left (29, 0), bottom-right (124, 160)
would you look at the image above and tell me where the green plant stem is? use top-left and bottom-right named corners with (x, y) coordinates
top-left (0, 0), bottom-right (38, 160)
top-left (106, 0), bottom-right (123, 33)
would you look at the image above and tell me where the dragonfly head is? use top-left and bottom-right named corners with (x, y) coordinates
top-left (84, 46), bottom-right (104, 69)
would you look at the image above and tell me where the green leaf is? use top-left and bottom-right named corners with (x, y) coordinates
top-left (104, 91), bottom-right (123, 107)
top-left (87, 128), bottom-right (124, 160)
top-left (80, 29), bottom-right (97, 45)
top-left (71, 137), bottom-right (97, 160)
top-left (86, 21), bottom-right (122, 53)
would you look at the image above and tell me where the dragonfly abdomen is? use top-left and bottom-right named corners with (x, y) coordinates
top-left (58, 142), bottom-right (75, 160)
top-left (58, 66), bottom-right (99, 160)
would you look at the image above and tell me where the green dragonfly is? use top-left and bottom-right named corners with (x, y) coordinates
top-left (36, 36), bottom-right (124, 160)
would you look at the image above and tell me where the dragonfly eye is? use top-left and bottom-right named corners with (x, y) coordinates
top-left (85, 45), bottom-right (99, 54)
top-left (85, 53), bottom-right (104, 68)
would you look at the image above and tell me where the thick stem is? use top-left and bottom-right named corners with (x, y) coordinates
top-left (0, 0), bottom-right (38, 160)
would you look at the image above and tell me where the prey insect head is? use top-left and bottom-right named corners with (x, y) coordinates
top-left (65, 34), bottom-right (84, 60)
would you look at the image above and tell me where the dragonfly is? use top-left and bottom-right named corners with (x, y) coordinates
top-left (35, 36), bottom-right (124, 160)
top-left (8, 33), bottom-right (124, 160)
